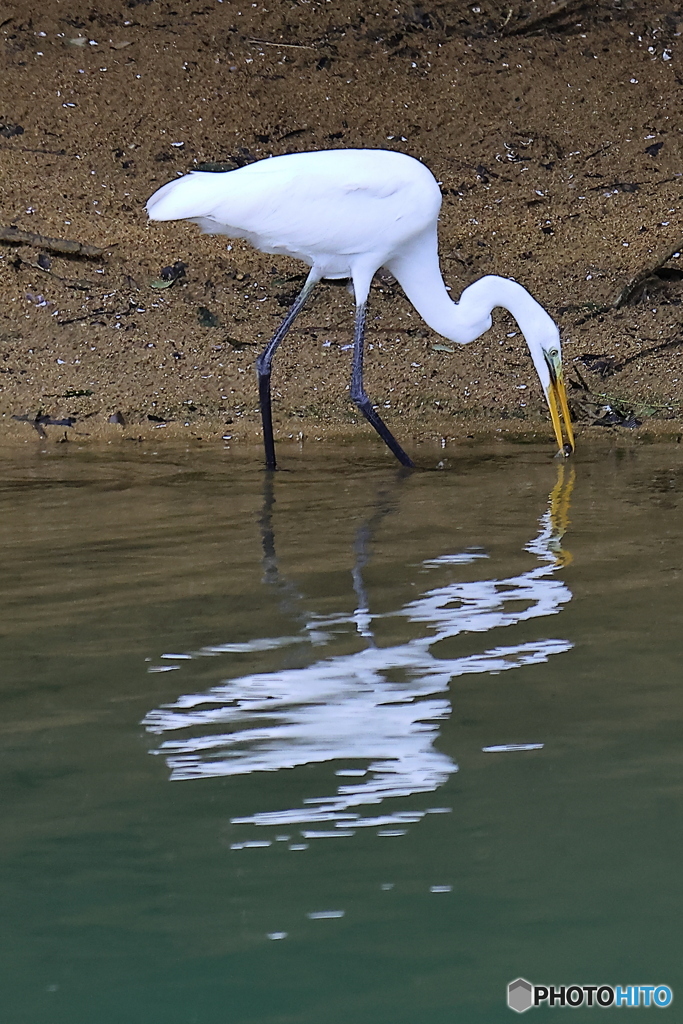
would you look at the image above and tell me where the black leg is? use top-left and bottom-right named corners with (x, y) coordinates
top-left (256, 280), bottom-right (316, 470)
top-left (349, 302), bottom-right (415, 468)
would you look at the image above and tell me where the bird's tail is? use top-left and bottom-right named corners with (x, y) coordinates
top-left (146, 172), bottom-right (227, 222)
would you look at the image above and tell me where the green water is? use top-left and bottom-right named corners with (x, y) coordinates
top-left (1, 440), bottom-right (681, 1023)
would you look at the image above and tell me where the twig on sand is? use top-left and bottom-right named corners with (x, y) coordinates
top-left (504, 0), bottom-right (589, 36)
top-left (611, 336), bottom-right (683, 371)
top-left (247, 38), bottom-right (316, 49)
top-left (0, 142), bottom-right (68, 156)
top-left (13, 254), bottom-right (95, 290)
top-left (57, 301), bottom-right (137, 325)
top-left (0, 225), bottom-right (106, 257)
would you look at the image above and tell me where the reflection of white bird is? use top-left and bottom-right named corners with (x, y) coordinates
top-left (147, 149), bottom-right (575, 468)
top-left (143, 467), bottom-right (575, 830)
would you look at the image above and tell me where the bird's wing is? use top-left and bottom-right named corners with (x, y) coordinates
top-left (172, 151), bottom-right (442, 261)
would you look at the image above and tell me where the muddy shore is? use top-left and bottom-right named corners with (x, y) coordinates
top-left (2, 0), bottom-right (683, 453)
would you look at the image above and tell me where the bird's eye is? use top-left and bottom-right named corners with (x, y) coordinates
top-left (548, 348), bottom-right (558, 358)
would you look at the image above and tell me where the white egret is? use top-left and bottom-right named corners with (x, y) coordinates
top-left (147, 148), bottom-right (574, 469)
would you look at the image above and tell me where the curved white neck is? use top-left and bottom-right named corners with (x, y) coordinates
top-left (386, 230), bottom-right (559, 390)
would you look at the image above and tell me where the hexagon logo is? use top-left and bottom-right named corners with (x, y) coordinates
top-left (508, 978), bottom-right (534, 1013)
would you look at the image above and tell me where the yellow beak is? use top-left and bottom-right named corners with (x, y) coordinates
top-left (544, 350), bottom-right (575, 455)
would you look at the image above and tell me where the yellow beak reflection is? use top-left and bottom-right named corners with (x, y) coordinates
top-left (544, 349), bottom-right (575, 455)
top-left (547, 462), bottom-right (575, 567)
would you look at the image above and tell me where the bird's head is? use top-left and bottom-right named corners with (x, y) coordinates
top-left (539, 339), bottom-right (575, 456)
top-left (524, 323), bottom-right (574, 455)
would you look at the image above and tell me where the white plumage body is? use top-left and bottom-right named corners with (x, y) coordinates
top-left (147, 148), bottom-right (574, 463)
top-left (147, 148), bottom-right (441, 288)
